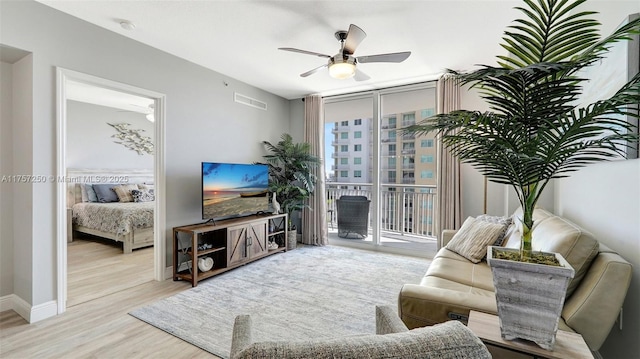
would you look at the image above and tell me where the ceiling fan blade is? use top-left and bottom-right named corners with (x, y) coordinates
top-left (343, 24), bottom-right (366, 54)
top-left (354, 69), bottom-right (371, 82)
top-left (278, 47), bottom-right (331, 58)
top-left (357, 51), bottom-right (411, 63)
top-left (300, 64), bottom-right (328, 77)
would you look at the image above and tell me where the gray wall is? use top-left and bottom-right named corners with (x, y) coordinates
top-left (0, 1), bottom-right (291, 307)
top-left (66, 101), bottom-right (154, 169)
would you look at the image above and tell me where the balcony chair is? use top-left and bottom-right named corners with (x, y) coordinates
top-left (336, 195), bottom-right (371, 239)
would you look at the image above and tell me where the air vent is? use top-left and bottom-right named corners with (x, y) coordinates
top-left (234, 92), bottom-right (267, 111)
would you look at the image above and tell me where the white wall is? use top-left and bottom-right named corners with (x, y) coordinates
top-left (0, 1), bottom-right (291, 310)
top-left (458, 85), bottom-right (556, 219)
top-left (66, 101), bottom-right (154, 169)
top-left (556, 159), bottom-right (640, 357)
top-left (0, 61), bottom-right (14, 297)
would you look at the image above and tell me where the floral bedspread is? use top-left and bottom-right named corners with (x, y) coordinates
top-left (72, 202), bottom-right (154, 237)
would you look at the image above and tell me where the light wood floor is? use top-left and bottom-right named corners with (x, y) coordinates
top-left (67, 235), bottom-right (155, 307)
top-left (0, 238), bottom-right (218, 358)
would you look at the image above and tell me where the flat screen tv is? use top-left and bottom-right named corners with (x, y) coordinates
top-left (201, 162), bottom-right (269, 221)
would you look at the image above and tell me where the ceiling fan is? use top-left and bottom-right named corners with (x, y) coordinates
top-left (279, 24), bottom-right (411, 81)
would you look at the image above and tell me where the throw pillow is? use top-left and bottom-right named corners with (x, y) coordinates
top-left (92, 184), bottom-right (119, 203)
top-left (84, 184), bottom-right (98, 202)
top-left (138, 183), bottom-right (154, 191)
top-left (446, 216), bottom-right (506, 263)
top-left (476, 214), bottom-right (512, 246)
top-left (80, 183), bottom-right (88, 202)
top-left (113, 184), bottom-right (140, 203)
top-left (131, 189), bottom-right (155, 203)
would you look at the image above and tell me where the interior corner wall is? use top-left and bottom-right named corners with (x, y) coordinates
top-left (1, 1), bottom-right (291, 310)
top-left (11, 54), bottom-right (34, 304)
top-left (288, 98), bottom-right (305, 143)
top-left (0, 61), bottom-right (15, 297)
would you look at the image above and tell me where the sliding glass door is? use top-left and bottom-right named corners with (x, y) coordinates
top-left (324, 83), bottom-right (437, 257)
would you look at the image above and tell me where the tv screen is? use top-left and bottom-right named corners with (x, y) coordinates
top-left (202, 162), bottom-right (269, 221)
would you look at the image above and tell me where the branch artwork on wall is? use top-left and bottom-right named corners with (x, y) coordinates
top-left (107, 122), bottom-right (154, 155)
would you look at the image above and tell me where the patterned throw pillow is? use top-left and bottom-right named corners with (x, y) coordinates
top-left (475, 214), bottom-right (513, 246)
top-left (131, 189), bottom-right (155, 203)
top-left (113, 184), bottom-right (140, 203)
top-left (445, 216), bottom-right (506, 263)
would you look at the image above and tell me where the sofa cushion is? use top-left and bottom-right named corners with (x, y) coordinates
top-left (446, 217), bottom-right (506, 263)
top-left (503, 208), bottom-right (599, 297)
top-left (231, 316), bottom-right (491, 359)
top-left (427, 249), bottom-right (494, 292)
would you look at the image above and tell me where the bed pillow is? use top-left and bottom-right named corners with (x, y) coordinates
top-left (92, 184), bottom-right (119, 203)
top-left (113, 184), bottom-right (140, 203)
top-left (445, 216), bottom-right (506, 263)
top-left (80, 184), bottom-right (89, 202)
top-left (131, 189), bottom-right (155, 203)
top-left (84, 184), bottom-right (98, 202)
top-left (476, 214), bottom-right (513, 246)
top-left (138, 183), bottom-right (155, 191)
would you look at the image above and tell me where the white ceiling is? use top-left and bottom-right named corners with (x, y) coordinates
top-left (37, 1), bottom-right (640, 100)
top-left (66, 81), bottom-right (154, 114)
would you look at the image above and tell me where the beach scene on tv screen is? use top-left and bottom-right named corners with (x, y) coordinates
top-left (202, 162), bottom-right (269, 219)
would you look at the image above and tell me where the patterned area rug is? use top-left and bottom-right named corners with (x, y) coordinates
top-left (129, 245), bottom-right (430, 358)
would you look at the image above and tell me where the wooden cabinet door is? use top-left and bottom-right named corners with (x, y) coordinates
top-left (227, 225), bottom-right (247, 266)
top-left (247, 221), bottom-right (267, 258)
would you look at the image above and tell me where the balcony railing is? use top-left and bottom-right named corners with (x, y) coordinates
top-left (326, 182), bottom-right (436, 240)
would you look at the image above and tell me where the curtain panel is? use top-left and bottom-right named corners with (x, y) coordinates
top-left (435, 75), bottom-right (462, 249)
top-left (302, 95), bottom-right (328, 245)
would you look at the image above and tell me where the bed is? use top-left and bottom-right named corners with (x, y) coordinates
top-left (67, 169), bottom-right (155, 253)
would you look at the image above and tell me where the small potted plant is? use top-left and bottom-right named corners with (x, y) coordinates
top-left (403, 0), bottom-right (640, 350)
top-left (262, 133), bottom-right (320, 249)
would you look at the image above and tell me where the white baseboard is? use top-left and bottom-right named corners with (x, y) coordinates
top-left (0, 294), bottom-right (57, 323)
top-left (164, 266), bottom-right (173, 280)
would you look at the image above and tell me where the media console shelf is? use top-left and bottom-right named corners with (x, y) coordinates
top-left (173, 213), bottom-right (288, 286)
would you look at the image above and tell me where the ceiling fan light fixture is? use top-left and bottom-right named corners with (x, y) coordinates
top-left (329, 57), bottom-right (356, 79)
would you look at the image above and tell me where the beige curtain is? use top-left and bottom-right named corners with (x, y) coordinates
top-left (302, 95), bottom-right (328, 245)
top-left (435, 75), bottom-right (462, 249)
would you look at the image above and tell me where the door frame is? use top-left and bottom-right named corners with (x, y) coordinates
top-left (55, 67), bottom-right (167, 314)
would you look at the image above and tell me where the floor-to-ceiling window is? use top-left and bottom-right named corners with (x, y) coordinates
top-left (324, 83), bottom-right (437, 257)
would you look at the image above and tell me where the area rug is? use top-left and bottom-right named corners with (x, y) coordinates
top-left (129, 245), bottom-right (430, 358)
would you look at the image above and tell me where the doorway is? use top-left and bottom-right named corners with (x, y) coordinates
top-left (56, 68), bottom-right (166, 314)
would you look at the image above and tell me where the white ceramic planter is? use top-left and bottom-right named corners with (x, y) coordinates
top-left (487, 246), bottom-right (575, 350)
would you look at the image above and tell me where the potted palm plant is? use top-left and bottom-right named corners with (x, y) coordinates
top-left (262, 133), bottom-right (320, 249)
top-left (403, 0), bottom-right (640, 350)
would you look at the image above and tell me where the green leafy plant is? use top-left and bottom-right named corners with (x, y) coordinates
top-left (262, 133), bottom-right (320, 230)
top-left (403, 0), bottom-right (640, 260)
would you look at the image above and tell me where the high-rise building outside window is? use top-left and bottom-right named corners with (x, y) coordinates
top-left (341, 145), bottom-right (348, 152)
top-left (341, 132), bottom-right (348, 139)
top-left (354, 144), bottom-right (362, 151)
top-left (354, 131), bottom-right (362, 138)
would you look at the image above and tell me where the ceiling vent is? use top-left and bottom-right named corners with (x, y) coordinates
top-left (234, 92), bottom-right (267, 111)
